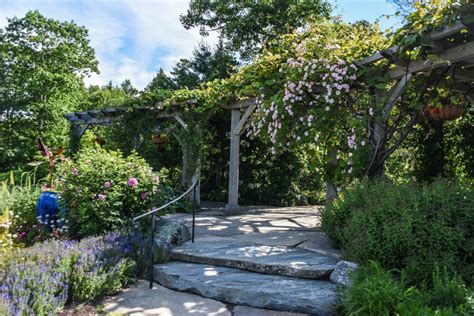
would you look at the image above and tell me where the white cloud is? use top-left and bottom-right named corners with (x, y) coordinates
top-left (0, 0), bottom-right (218, 90)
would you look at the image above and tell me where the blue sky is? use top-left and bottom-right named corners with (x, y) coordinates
top-left (0, 0), bottom-right (401, 90)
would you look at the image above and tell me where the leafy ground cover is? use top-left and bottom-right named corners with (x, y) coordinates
top-left (322, 179), bottom-right (473, 284)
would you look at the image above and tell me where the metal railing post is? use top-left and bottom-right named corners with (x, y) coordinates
top-left (149, 212), bottom-right (155, 289)
top-left (132, 176), bottom-right (198, 290)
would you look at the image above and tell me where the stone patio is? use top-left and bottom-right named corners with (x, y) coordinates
top-left (164, 205), bottom-right (341, 258)
top-left (105, 205), bottom-right (342, 315)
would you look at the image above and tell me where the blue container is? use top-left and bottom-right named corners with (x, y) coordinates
top-left (36, 191), bottom-right (62, 229)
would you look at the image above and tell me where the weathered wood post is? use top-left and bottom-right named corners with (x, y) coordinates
top-left (69, 123), bottom-right (89, 154)
top-left (225, 98), bottom-right (257, 215)
top-left (325, 147), bottom-right (338, 204)
top-left (226, 107), bottom-right (241, 214)
top-left (171, 115), bottom-right (201, 206)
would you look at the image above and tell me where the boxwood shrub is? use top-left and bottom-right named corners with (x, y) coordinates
top-left (322, 179), bottom-right (473, 285)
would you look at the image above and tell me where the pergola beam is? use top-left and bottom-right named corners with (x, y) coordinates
top-left (173, 115), bottom-right (188, 130)
top-left (357, 21), bottom-right (468, 67)
top-left (388, 41), bottom-right (474, 79)
top-left (233, 101), bottom-right (257, 136)
top-left (64, 103), bottom-right (201, 206)
top-left (382, 73), bottom-right (412, 121)
top-left (222, 98), bottom-right (257, 109)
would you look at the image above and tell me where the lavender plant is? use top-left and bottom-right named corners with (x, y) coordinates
top-left (0, 232), bottom-right (139, 315)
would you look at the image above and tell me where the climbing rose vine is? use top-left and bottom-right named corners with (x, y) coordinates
top-left (240, 24), bottom-right (382, 183)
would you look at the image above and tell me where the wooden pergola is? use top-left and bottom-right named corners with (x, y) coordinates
top-left (65, 17), bottom-right (474, 211)
top-left (63, 100), bottom-right (203, 203)
top-left (350, 19), bottom-right (474, 180)
top-left (63, 98), bottom-right (258, 213)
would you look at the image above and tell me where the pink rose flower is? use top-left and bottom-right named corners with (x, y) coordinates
top-left (128, 177), bottom-right (138, 187)
top-left (140, 192), bottom-right (148, 200)
top-left (104, 181), bottom-right (111, 189)
top-left (72, 167), bottom-right (79, 176)
top-left (97, 194), bottom-right (106, 201)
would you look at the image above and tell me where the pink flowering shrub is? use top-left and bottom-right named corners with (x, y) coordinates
top-left (58, 147), bottom-right (168, 238)
top-left (238, 21), bottom-right (383, 187)
top-left (127, 177), bottom-right (139, 187)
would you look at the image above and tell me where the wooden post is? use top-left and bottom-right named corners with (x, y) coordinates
top-left (325, 147), bottom-right (338, 204)
top-left (69, 124), bottom-right (89, 154)
top-left (367, 75), bottom-right (411, 177)
top-left (171, 116), bottom-right (201, 206)
top-left (226, 108), bottom-right (241, 214)
top-left (181, 141), bottom-right (190, 189)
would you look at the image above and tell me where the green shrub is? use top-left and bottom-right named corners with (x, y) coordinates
top-left (58, 147), bottom-right (168, 238)
top-left (429, 267), bottom-right (470, 312)
top-left (8, 186), bottom-right (57, 245)
top-left (322, 179), bottom-right (474, 285)
top-left (339, 261), bottom-right (422, 315)
top-left (340, 262), bottom-right (472, 315)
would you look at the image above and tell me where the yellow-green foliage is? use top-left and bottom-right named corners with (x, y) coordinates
top-left (0, 171), bottom-right (38, 253)
top-left (1, 176), bottom-right (14, 252)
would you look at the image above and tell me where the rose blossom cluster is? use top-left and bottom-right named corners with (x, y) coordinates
top-left (248, 56), bottom-right (358, 152)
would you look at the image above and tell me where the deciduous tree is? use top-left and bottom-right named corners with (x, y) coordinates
top-left (180, 0), bottom-right (331, 59)
top-left (0, 10), bottom-right (98, 170)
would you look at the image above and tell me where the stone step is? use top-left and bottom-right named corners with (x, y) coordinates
top-left (170, 238), bottom-right (338, 279)
top-left (154, 262), bottom-right (338, 316)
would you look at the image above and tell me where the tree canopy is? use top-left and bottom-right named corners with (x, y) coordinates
top-left (180, 0), bottom-right (332, 59)
top-left (146, 41), bottom-right (238, 92)
top-left (0, 10), bottom-right (98, 169)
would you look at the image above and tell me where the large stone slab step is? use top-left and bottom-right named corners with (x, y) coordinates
top-left (154, 262), bottom-right (338, 316)
top-left (170, 238), bottom-right (338, 279)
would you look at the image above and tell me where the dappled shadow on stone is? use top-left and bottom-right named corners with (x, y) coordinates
top-left (103, 280), bottom-right (230, 315)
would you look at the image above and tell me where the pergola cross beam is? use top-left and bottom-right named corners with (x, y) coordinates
top-left (388, 41), bottom-right (474, 79)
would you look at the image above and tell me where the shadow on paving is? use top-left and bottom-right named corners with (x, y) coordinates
top-left (164, 204), bottom-right (341, 258)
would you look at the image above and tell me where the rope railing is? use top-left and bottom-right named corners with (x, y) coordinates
top-left (133, 175), bottom-right (199, 289)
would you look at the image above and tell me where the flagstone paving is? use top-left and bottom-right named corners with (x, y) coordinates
top-left (154, 262), bottom-right (338, 315)
top-left (170, 237), bottom-right (338, 279)
top-left (107, 205), bottom-right (341, 315)
top-left (164, 205), bottom-right (341, 258)
top-left (103, 280), bottom-right (230, 316)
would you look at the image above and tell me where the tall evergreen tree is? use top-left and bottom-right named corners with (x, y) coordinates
top-left (145, 68), bottom-right (177, 91)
